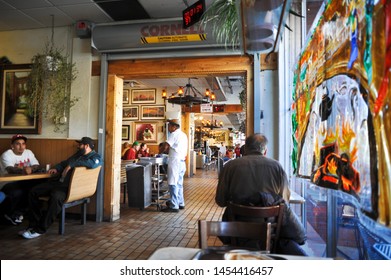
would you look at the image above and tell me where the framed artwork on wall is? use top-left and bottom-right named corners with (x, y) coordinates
top-left (123, 106), bottom-right (138, 120)
top-left (141, 105), bottom-right (165, 120)
top-left (122, 125), bottom-right (130, 140)
top-left (0, 64), bottom-right (41, 134)
top-left (131, 89), bottom-right (156, 104)
top-left (123, 89), bottom-right (130, 104)
top-left (134, 122), bottom-right (157, 143)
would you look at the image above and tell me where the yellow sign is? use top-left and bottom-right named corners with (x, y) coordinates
top-left (141, 34), bottom-right (206, 44)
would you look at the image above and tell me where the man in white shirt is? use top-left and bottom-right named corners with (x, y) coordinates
top-left (219, 142), bottom-right (226, 158)
top-left (159, 119), bottom-right (188, 212)
top-left (0, 134), bottom-right (41, 225)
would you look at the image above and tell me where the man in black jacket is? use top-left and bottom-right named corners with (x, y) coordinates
top-left (20, 137), bottom-right (102, 239)
top-left (216, 134), bottom-right (307, 255)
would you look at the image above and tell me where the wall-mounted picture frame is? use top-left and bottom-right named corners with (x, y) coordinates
top-left (123, 89), bottom-right (130, 104)
top-left (123, 106), bottom-right (138, 120)
top-left (122, 125), bottom-right (130, 140)
top-left (131, 88), bottom-right (156, 104)
top-left (141, 105), bottom-right (165, 120)
top-left (0, 64), bottom-right (41, 134)
top-left (134, 122), bottom-right (157, 143)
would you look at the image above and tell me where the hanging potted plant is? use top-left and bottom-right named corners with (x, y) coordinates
top-left (200, 0), bottom-right (240, 50)
top-left (26, 35), bottom-right (78, 132)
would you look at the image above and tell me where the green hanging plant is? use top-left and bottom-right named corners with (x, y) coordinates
top-left (200, 0), bottom-right (240, 50)
top-left (27, 42), bottom-right (78, 132)
top-left (238, 77), bottom-right (246, 134)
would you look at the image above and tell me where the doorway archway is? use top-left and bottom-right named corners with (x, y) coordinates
top-left (103, 55), bottom-right (253, 220)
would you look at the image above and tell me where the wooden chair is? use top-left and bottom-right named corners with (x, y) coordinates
top-left (227, 202), bottom-right (284, 253)
top-left (44, 166), bottom-right (101, 235)
top-left (58, 166), bottom-right (102, 234)
top-left (121, 160), bottom-right (136, 203)
top-left (198, 220), bottom-right (271, 251)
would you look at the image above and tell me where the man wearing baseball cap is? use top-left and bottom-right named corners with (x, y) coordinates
top-left (122, 141), bottom-right (140, 160)
top-left (0, 134), bottom-right (41, 226)
top-left (20, 136), bottom-right (102, 239)
top-left (159, 119), bottom-right (188, 212)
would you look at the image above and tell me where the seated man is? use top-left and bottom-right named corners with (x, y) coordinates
top-left (20, 137), bottom-right (102, 239)
top-left (215, 133), bottom-right (307, 255)
top-left (123, 141), bottom-right (140, 160)
top-left (0, 191), bottom-right (5, 204)
top-left (0, 134), bottom-right (42, 225)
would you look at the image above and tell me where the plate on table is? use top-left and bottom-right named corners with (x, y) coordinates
top-left (224, 250), bottom-right (273, 260)
top-left (192, 247), bottom-right (286, 260)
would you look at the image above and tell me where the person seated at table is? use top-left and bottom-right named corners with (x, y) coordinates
top-left (224, 149), bottom-right (234, 160)
top-left (137, 143), bottom-right (150, 158)
top-left (234, 143), bottom-right (241, 158)
top-left (0, 134), bottom-right (43, 226)
top-left (121, 142), bottom-right (131, 159)
top-left (123, 141), bottom-right (140, 160)
top-left (212, 147), bottom-right (219, 159)
top-left (19, 137), bottom-right (102, 239)
top-left (0, 191), bottom-right (5, 204)
top-left (155, 142), bottom-right (168, 174)
top-left (215, 133), bottom-right (307, 255)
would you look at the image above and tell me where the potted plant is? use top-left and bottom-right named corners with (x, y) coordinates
top-left (27, 42), bottom-right (78, 132)
top-left (200, 0), bottom-right (240, 50)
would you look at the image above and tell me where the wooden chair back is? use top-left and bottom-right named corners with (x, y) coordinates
top-left (121, 160), bottom-right (136, 183)
top-left (198, 220), bottom-right (271, 251)
top-left (65, 166), bottom-right (102, 203)
top-left (227, 202), bottom-right (284, 253)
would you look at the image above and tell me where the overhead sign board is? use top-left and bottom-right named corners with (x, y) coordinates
top-left (200, 104), bottom-right (213, 113)
top-left (182, 0), bottom-right (205, 29)
top-left (141, 34), bottom-right (206, 44)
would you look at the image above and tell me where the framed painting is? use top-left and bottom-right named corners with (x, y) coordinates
top-left (134, 122), bottom-right (157, 143)
top-left (123, 89), bottom-right (130, 104)
top-left (131, 89), bottom-right (156, 104)
top-left (123, 106), bottom-right (138, 120)
top-left (141, 105), bottom-right (165, 120)
top-left (0, 64), bottom-right (41, 134)
top-left (122, 125), bottom-right (130, 140)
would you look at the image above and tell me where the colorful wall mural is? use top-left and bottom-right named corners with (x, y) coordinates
top-left (292, 0), bottom-right (391, 226)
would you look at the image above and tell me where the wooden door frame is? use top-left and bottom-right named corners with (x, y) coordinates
top-left (104, 55), bottom-right (254, 220)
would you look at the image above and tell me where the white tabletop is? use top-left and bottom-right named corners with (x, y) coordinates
top-left (148, 247), bottom-right (330, 260)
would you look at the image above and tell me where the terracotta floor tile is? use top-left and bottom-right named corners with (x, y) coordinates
top-left (0, 168), bottom-right (318, 259)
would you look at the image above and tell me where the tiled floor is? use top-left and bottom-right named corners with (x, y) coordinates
top-left (0, 169), bottom-right (225, 260)
top-left (0, 168), bottom-right (321, 260)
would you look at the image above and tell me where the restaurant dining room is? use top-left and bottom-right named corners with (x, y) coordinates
top-left (1, 0), bottom-right (391, 279)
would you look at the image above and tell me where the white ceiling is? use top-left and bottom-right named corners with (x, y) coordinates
top-left (0, 0), bottom-right (215, 31)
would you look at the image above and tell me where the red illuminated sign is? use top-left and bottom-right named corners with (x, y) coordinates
top-left (182, 0), bottom-right (205, 29)
top-left (213, 105), bottom-right (225, 113)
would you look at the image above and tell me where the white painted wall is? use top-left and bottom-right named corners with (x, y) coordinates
top-left (0, 26), bottom-right (99, 140)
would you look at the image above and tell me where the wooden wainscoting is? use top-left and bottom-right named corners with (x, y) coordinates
top-left (0, 138), bottom-right (99, 217)
top-left (0, 138), bottom-right (80, 165)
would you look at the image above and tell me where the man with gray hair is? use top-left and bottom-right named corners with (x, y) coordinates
top-left (215, 133), bottom-right (307, 255)
top-left (216, 133), bottom-right (290, 206)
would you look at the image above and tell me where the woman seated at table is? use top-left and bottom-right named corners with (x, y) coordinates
top-left (137, 143), bottom-right (150, 158)
top-left (121, 142), bottom-right (131, 159)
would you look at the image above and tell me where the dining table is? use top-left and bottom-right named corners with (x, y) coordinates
top-left (0, 172), bottom-right (53, 182)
